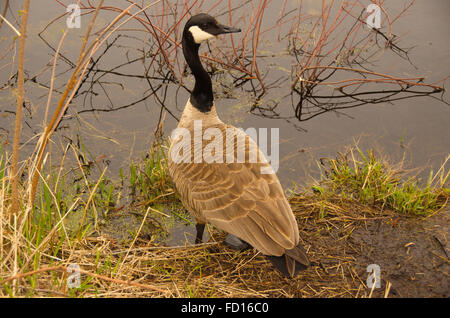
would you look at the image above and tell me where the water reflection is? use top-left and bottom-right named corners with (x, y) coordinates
top-left (0, 0), bottom-right (448, 186)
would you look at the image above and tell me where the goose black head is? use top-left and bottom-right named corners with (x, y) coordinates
top-left (182, 13), bottom-right (240, 112)
top-left (183, 13), bottom-right (241, 45)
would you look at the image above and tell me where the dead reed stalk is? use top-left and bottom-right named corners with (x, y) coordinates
top-left (10, 0), bottom-right (30, 216)
top-left (29, 0), bottom-right (105, 207)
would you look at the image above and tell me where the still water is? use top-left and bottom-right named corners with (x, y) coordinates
top-left (0, 0), bottom-right (449, 190)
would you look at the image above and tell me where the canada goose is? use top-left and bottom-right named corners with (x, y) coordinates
top-left (168, 13), bottom-right (310, 277)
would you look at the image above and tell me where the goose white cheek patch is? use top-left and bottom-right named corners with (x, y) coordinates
top-left (189, 26), bottom-right (215, 43)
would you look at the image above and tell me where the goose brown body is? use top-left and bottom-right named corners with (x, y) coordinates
top-left (168, 13), bottom-right (309, 277)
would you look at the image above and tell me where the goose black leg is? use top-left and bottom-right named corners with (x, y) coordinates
top-left (195, 223), bottom-right (205, 244)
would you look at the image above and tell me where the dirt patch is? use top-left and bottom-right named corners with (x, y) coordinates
top-left (348, 213), bottom-right (449, 297)
top-left (293, 195), bottom-right (449, 298)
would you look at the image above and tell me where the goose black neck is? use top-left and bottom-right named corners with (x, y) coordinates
top-left (182, 35), bottom-right (213, 113)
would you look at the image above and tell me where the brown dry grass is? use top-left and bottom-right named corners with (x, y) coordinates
top-left (1, 186), bottom-right (443, 298)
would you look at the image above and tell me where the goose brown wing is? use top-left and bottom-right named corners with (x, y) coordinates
top-left (169, 125), bottom-right (300, 256)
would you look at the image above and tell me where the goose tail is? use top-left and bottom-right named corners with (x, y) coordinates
top-left (265, 242), bottom-right (310, 278)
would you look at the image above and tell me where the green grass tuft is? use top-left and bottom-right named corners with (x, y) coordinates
top-left (319, 147), bottom-right (449, 215)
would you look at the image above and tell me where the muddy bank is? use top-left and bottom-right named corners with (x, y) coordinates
top-left (349, 212), bottom-right (449, 297)
top-left (296, 200), bottom-right (449, 298)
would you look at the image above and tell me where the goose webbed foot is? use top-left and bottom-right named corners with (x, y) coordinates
top-left (224, 234), bottom-right (251, 251)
